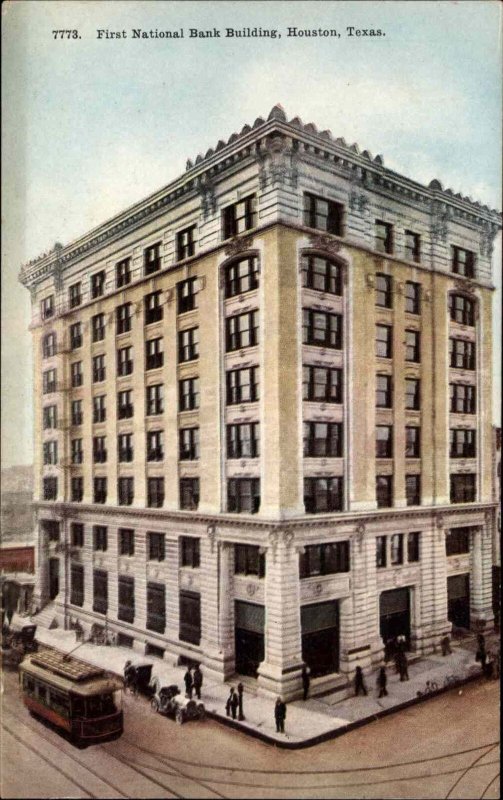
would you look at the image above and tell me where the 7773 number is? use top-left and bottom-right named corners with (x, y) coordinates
top-left (52, 30), bottom-right (80, 39)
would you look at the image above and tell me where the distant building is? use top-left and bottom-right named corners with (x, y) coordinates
top-left (492, 426), bottom-right (501, 625)
top-left (19, 105), bottom-right (501, 698)
top-left (1, 465), bottom-right (35, 545)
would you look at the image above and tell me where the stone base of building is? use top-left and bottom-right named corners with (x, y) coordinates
top-left (256, 660), bottom-right (305, 701)
top-left (470, 613), bottom-right (495, 634)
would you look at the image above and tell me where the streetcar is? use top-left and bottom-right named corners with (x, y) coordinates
top-left (19, 649), bottom-right (123, 746)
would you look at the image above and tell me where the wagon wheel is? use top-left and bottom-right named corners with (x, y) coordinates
top-left (176, 708), bottom-right (184, 725)
top-left (150, 697), bottom-right (160, 713)
top-left (197, 705), bottom-right (206, 720)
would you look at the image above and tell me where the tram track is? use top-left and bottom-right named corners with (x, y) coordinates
top-left (444, 743), bottom-right (500, 800)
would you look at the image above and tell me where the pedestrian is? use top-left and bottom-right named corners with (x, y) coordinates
top-left (441, 635), bottom-right (452, 656)
top-left (183, 667), bottom-right (193, 698)
top-left (274, 697), bottom-right (287, 733)
top-left (354, 666), bottom-right (368, 696)
top-left (123, 660), bottom-right (137, 694)
top-left (476, 635), bottom-right (487, 671)
top-left (398, 651), bottom-right (409, 681)
top-left (193, 664), bottom-right (203, 699)
top-left (302, 664), bottom-right (311, 701)
top-left (396, 634), bottom-right (406, 653)
top-left (237, 682), bottom-right (245, 720)
top-left (377, 666), bottom-right (388, 697)
top-left (230, 688), bottom-right (239, 720)
top-left (225, 687), bottom-right (234, 717)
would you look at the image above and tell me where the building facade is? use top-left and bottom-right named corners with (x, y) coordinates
top-left (20, 105), bottom-right (501, 697)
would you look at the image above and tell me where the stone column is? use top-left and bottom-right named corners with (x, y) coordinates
top-left (199, 527), bottom-right (225, 678)
top-left (218, 541), bottom-right (235, 678)
top-left (257, 530), bottom-right (303, 699)
top-left (339, 527), bottom-right (374, 675)
top-left (470, 522), bottom-right (494, 631)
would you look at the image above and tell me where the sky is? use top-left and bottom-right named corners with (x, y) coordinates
top-left (1, 0), bottom-right (501, 468)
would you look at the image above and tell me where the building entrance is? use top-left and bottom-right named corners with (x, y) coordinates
top-left (235, 601), bottom-right (264, 678)
top-left (447, 573), bottom-right (470, 630)
top-left (301, 600), bottom-right (339, 677)
top-left (380, 588), bottom-right (411, 655)
top-left (48, 558), bottom-right (59, 600)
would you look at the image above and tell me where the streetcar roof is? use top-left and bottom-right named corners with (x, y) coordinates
top-left (20, 655), bottom-right (122, 696)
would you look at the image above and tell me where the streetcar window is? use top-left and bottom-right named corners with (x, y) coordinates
top-left (102, 694), bottom-right (116, 715)
top-left (37, 685), bottom-right (48, 704)
top-left (49, 689), bottom-right (70, 716)
top-left (86, 696), bottom-right (104, 717)
top-left (71, 696), bottom-right (85, 716)
top-left (23, 675), bottom-right (36, 696)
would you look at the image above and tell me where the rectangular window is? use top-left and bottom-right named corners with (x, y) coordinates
top-left (227, 423), bottom-right (260, 458)
top-left (118, 575), bottom-right (135, 623)
top-left (407, 532), bottom-right (420, 562)
top-left (146, 384), bottom-right (164, 415)
top-left (43, 440), bottom-right (58, 465)
top-left (90, 270), bottom-right (106, 299)
top-left (375, 221), bottom-right (393, 254)
top-left (93, 394), bottom-right (106, 424)
top-left (117, 389), bottom-right (133, 419)
top-left (405, 281), bottom-right (421, 314)
top-left (451, 246), bottom-right (475, 278)
top-left (376, 374), bottom-right (392, 408)
top-left (43, 405), bottom-right (58, 429)
top-left (450, 429), bottom-right (476, 458)
top-left (147, 477), bottom-right (165, 508)
top-left (118, 477), bottom-right (134, 506)
top-left (376, 536), bottom-right (387, 568)
top-left (179, 427), bottom-right (200, 460)
top-left (405, 378), bottom-right (421, 410)
top-left (304, 477), bottom-right (343, 513)
top-left (71, 438), bottom-right (83, 464)
top-left (180, 537), bottom-right (200, 568)
top-left (177, 225), bottom-right (196, 261)
top-left (91, 313), bottom-right (105, 343)
top-left (118, 432), bottom-right (133, 462)
top-left (43, 369), bottom-right (57, 394)
top-left (303, 309), bottom-right (342, 349)
top-left (450, 383), bottom-right (476, 414)
top-left (405, 330), bottom-right (420, 362)
top-left (93, 477), bottom-right (107, 504)
top-left (93, 435), bottom-right (107, 463)
top-left (42, 332), bottom-right (57, 358)
top-left (41, 295), bottom-right (54, 320)
top-left (405, 426), bottom-right (421, 458)
top-left (303, 194), bottom-right (344, 235)
top-left (177, 277), bottom-right (198, 313)
top-left (71, 361), bottom-right (83, 388)
top-left (70, 564), bottom-right (84, 607)
top-left (235, 544), bottom-right (265, 577)
top-left (93, 569), bottom-right (108, 614)
top-left (446, 527), bottom-right (471, 556)
top-left (390, 533), bottom-right (404, 565)
top-left (376, 475), bottom-right (393, 508)
top-left (180, 478), bottom-right (199, 510)
top-left (375, 273), bottom-right (393, 308)
top-left (71, 400), bottom-right (83, 426)
top-left (69, 282), bottom-right (82, 309)
top-left (70, 322), bottom-right (83, 350)
top-left (179, 590), bottom-right (201, 645)
top-left (179, 378), bottom-right (199, 411)
top-left (376, 426), bottom-right (393, 458)
top-left (227, 478), bottom-right (260, 513)
top-left (226, 310), bottom-right (259, 351)
top-left (299, 541), bottom-right (350, 578)
top-left (147, 583), bottom-right (166, 633)
top-left (116, 258), bottom-right (131, 288)
top-left (144, 242), bottom-right (161, 275)
top-left (376, 325), bottom-right (392, 358)
top-left (145, 338), bottom-right (163, 370)
top-left (301, 255), bottom-right (342, 295)
top-left (223, 195), bottom-right (257, 239)
top-left (71, 523), bottom-right (84, 548)
top-left (119, 528), bottom-right (135, 556)
top-left (449, 338), bottom-right (476, 370)
top-left (449, 294), bottom-right (475, 327)
top-left (116, 303), bottom-right (133, 335)
top-left (404, 231), bottom-right (421, 263)
top-left (178, 328), bottom-right (198, 362)
top-left (144, 291), bottom-right (163, 324)
top-left (41, 520), bottom-right (60, 541)
top-left (405, 474), bottom-right (421, 506)
top-left (450, 474), bottom-right (476, 503)
top-left (43, 477), bottom-right (58, 500)
top-left (93, 525), bottom-right (108, 552)
top-left (147, 430), bottom-right (164, 462)
top-left (226, 366), bottom-right (259, 404)
top-left (148, 532), bottom-right (165, 561)
top-left (303, 366), bottom-right (342, 404)
top-left (71, 476), bottom-right (83, 502)
top-left (225, 256), bottom-right (259, 298)
top-left (92, 354), bottom-right (106, 383)
top-left (303, 422), bottom-right (342, 458)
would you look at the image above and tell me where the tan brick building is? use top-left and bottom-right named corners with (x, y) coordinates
top-left (20, 105), bottom-right (501, 698)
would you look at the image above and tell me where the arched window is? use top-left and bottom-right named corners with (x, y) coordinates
top-left (224, 255), bottom-right (259, 299)
top-left (301, 254), bottom-right (343, 295)
top-left (448, 293), bottom-right (475, 327)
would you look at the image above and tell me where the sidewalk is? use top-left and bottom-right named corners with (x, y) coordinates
top-left (21, 620), bottom-right (500, 749)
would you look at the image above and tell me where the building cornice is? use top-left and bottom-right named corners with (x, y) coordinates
top-left (19, 105), bottom-right (501, 290)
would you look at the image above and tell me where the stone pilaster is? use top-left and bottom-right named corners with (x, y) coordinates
top-left (470, 522), bottom-right (494, 631)
top-left (199, 529), bottom-right (224, 677)
top-left (218, 541), bottom-right (235, 677)
top-left (339, 528), bottom-right (374, 674)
